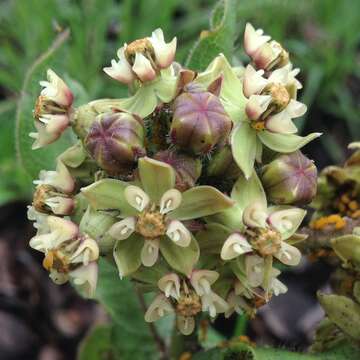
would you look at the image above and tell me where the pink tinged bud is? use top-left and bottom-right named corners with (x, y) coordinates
top-left (243, 65), bottom-right (268, 98)
top-left (103, 47), bottom-right (136, 84)
top-left (85, 112), bottom-right (146, 175)
top-left (261, 151), bottom-right (317, 205)
top-left (154, 151), bottom-right (202, 192)
top-left (40, 69), bottom-right (73, 107)
top-left (149, 28), bottom-right (177, 69)
top-left (170, 90), bottom-right (232, 155)
top-left (244, 23), bottom-right (271, 57)
top-left (34, 160), bottom-right (75, 194)
top-left (132, 52), bottom-right (157, 82)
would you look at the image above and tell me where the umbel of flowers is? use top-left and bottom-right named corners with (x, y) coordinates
top-left (28, 26), bottom-right (319, 334)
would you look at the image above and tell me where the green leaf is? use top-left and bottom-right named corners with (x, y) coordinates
top-left (77, 324), bottom-right (113, 360)
top-left (231, 122), bottom-right (257, 179)
top-left (170, 186), bottom-right (234, 221)
top-left (95, 258), bottom-right (163, 360)
top-left (205, 204), bottom-right (244, 231)
top-left (258, 131), bottom-right (321, 153)
top-left (15, 29), bottom-right (75, 180)
top-left (231, 171), bottom-right (267, 211)
top-left (160, 236), bottom-right (199, 276)
top-left (186, 0), bottom-right (238, 71)
top-left (81, 179), bottom-right (136, 216)
top-left (138, 157), bottom-right (176, 204)
top-left (113, 234), bottom-right (144, 277)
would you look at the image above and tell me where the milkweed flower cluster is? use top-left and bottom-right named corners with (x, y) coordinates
top-left (28, 26), bottom-right (319, 334)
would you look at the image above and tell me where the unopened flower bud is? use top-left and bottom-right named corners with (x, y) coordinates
top-left (154, 150), bottom-right (202, 191)
top-left (206, 146), bottom-right (241, 180)
top-left (261, 151), bottom-right (317, 205)
top-left (84, 111), bottom-right (146, 175)
top-left (72, 103), bottom-right (99, 140)
top-left (170, 90), bottom-right (232, 155)
top-left (32, 184), bottom-right (74, 215)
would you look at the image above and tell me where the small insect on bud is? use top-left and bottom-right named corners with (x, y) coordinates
top-left (170, 88), bottom-right (232, 155)
top-left (154, 150), bottom-right (202, 191)
top-left (261, 151), bottom-right (317, 205)
top-left (84, 111), bottom-right (146, 175)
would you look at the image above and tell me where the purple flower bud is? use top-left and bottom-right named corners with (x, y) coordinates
top-left (85, 112), bottom-right (146, 175)
top-left (154, 150), bottom-right (202, 191)
top-left (170, 90), bottom-right (232, 155)
top-left (261, 151), bottom-right (317, 205)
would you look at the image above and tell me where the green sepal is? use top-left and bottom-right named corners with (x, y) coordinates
top-left (131, 261), bottom-right (170, 286)
top-left (58, 141), bottom-right (87, 168)
top-left (170, 186), bottom-right (234, 221)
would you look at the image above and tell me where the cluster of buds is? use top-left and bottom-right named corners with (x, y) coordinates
top-left (27, 25), bottom-right (320, 335)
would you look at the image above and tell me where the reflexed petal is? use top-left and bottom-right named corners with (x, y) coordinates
top-left (268, 277), bottom-right (288, 296)
top-left (190, 270), bottom-right (219, 296)
top-left (159, 188), bottom-right (182, 214)
top-left (170, 186), bottom-right (234, 221)
top-left (231, 122), bottom-right (257, 180)
top-left (244, 23), bottom-right (271, 57)
top-left (132, 53), bottom-right (156, 82)
top-left (69, 262), bottom-right (98, 299)
top-left (166, 220), bottom-right (191, 247)
top-left (225, 291), bottom-right (248, 318)
top-left (138, 157), bottom-right (176, 204)
top-left (274, 242), bottom-right (301, 266)
top-left (124, 185), bottom-right (150, 211)
top-left (145, 294), bottom-right (174, 322)
top-left (149, 28), bottom-right (177, 69)
top-left (141, 239), bottom-right (160, 267)
top-left (258, 131), bottom-right (322, 153)
top-left (242, 202), bottom-right (267, 228)
top-left (265, 110), bottom-right (297, 134)
top-left (268, 207), bottom-right (306, 239)
top-left (201, 292), bottom-right (228, 318)
top-left (45, 196), bottom-right (74, 215)
top-left (243, 65), bottom-right (268, 97)
top-left (34, 160), bottom-right (75, 194)
top-left (231, 171), bottom-right (267, 212)
top-left (69, 235), bottom-right (99, 265)
top-left (108, 217), bottom-right (136, 240)
top-left (245, 94), bottom-right (271, 120)
top-left (286, 99), bottom-right (307, 118)
top-left (158, 273), bottom-right (181, 299)
top-left (221, 233), bottom-right (252, 260)
top-left (245, 255), bottom-right (265, 287)
top-left (30, 121), bottom-right (60, 150)
top-left (268, 66), bottom-right (289, 85)
top-left (176, 315), bottom-right (195, 335)
top-left (103, 47), bottom-right (135, 84)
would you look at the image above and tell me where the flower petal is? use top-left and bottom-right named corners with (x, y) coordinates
top-left (149, 28), bottom-right (177, 69)
top-left (245, 254), bottom-right (265, 287)
top-left (108, 217), bottom-right (136, 240)
top-left (158, 273), bottom-right (181, 299)
top-left (169, 186), bottom-right (234, 221)
top-left (274, 242), bottom-right (301, 266)
top-left (268, 207), bottom-right (306, 240)
top-left (159, 188), bottom-right (182, 214)
top-left (69, 262), bottom-right (98, 299)
top-left (244, 23), bottom-right (271, 57)
top-left (258, 131), bottom-right (322, 153)
top-left (103, 47), bottom-right (135, 84)
top-left (145, 294), bottom-right (174, 322)
top-left (166, 220), bottom-right (191, 247)
top-left (243, 65), bottom-right (268, 97)
top-left (124, 185), bottom-right (150, 212)
top-left (141, 239), bottom-right (160, 267)
top-left (138, 157), bottom-right (176, 204)
top-left (190, 270), bottom-right (219, 296)
top-left (265, 110), bottom-right (298, 134)
top-left (176, 315), bottom-right (195, 336)
top-left (221, 233), bottom-right (252, 260)
top-left (132, 53), bottom-right (156, 82)
top-left (242, 202), bottom-right (268, 228)
top-left (245, 94), bottom-right (271, 120)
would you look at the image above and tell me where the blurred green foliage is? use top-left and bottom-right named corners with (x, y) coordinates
top-left (0, 0), bottom-right (359, 205)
